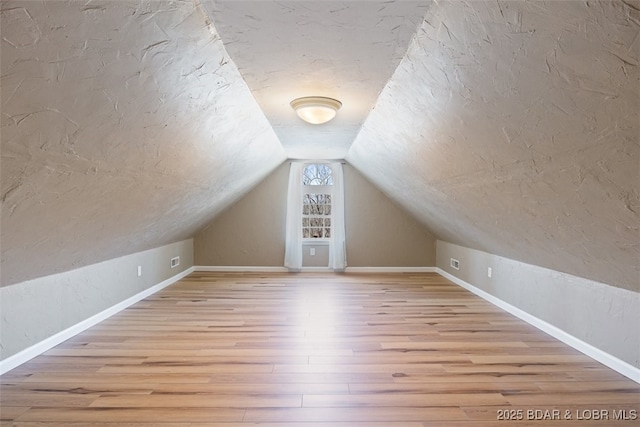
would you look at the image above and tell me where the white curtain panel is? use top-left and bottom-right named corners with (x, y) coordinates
top-left (285, 161), bottom-right (347, 271)
top-left (284, 162), bottom-right (304, 270)
top-left (328, 163), bottom-right (347, 270)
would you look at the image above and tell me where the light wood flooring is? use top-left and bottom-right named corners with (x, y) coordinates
top-left (1, 272), bottom-right (638, 426)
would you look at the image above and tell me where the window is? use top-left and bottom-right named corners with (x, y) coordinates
top-left (303, 163), bottom-right (333, 186)
top-left (284, 161), bottom-right (346, 270)
top-left (302, 164), bottom-right (333, 239)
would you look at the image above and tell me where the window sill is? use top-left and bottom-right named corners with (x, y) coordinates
top-left (302, 240), bottom-right (331, 245)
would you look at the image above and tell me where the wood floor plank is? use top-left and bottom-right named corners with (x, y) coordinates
top-left (205, 372), bottom-right (391, 384)
top-left (89, 393), bottom-right (302, 408)
top-left (4, 381), bottom-right (347, 396)
top-left (13, 407), bottom-right (245, 423)
top-left (1, 272), bottom-right (637, 426)
top-left (272, 363), bottom-right (445, 374)
top-left (243, 406), bottom-right (468, 422)
top-left (0, 391), bottom-right (97, 408)
top-left (535, 380), bottom-right (640, 393)
top-left (0, 406), bottom-right (30, 421)
top-left (21, 373), bottom-right (214, 384)
top-left (504, 391), bottom-right (640, 405)
top-left (96, 363), bottom-right (275, 374)
top-left (302, 392), bottom-right (510, 407)
top-left (348, 381), bottom-right (544, 394)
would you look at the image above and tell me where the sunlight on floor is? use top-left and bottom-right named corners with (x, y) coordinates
top-left (295, 286), bottom-right (340, 349)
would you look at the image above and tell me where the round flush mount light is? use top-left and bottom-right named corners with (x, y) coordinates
top-left (290, 96), bottom-right (342, 125)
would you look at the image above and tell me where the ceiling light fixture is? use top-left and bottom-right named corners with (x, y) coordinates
top-left (290, 96), bottom-right (342, 125)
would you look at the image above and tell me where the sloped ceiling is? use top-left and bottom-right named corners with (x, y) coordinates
top-left (200, 0), bottom-right (430, 159)
top-left (2, 0), bottom-right (638, 293)
top-left (1, 0), bottom-right (285, 286)
top-left (347, 0), bottom-right (639, 291)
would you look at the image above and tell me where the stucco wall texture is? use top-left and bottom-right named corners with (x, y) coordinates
top-left (1, 0), bottom-right (638, 295)
top-left (348, 0), bottom-right (639, 291)
top-left (1, 0), bottom-right (285, 287)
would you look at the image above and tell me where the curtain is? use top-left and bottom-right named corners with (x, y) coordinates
top-left (285, 161), bottom-right (347, 271)
top-left (284, 162), bottom-right (304, 270)
top-left (329, 163), bottom-right (347, 270)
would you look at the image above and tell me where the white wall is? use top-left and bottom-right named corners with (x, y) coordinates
top-left (0, 239), bottom-right (193, 366)
top-left (437, 240), bottom-right (640, 373)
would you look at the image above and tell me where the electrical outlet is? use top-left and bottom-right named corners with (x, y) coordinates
top-left (170, 256), bottom-right (180, 268)
top-left (487, 267), bottom-right (492, 278)
top-left (137, 265), bottom-right (142, 277)
top-left (450, 258), bottom-right (460, 270)
top-left (310, 248), bottom-right (316, 256)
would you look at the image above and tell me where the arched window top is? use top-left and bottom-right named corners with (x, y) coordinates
top-left (303, 163), bottom-right (333, 186)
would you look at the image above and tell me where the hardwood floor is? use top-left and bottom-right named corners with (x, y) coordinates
top-left (1, 272), bottom-right (638, 426)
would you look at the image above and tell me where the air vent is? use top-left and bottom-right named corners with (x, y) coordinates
top-left (450, 258), bottom-right (460, 270)
top-left (170, 256), bottom-right (180, 268)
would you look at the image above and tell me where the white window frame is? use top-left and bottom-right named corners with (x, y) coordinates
top-left (302, 184), bottom-right (333, 242)
top-left (285, 161), bottom-right (346, 271)
top-left (302, 163), bottom-right (334, 242)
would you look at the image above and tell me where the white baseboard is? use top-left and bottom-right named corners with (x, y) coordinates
top-left (194, 266), bottom-right (437, 273)
top-left (5, 265), bottom-right (635, 384)
top-left (0, 267), bottom-right (194, 375)
top-left (436, 268), bottom-right (640, 384)
top-left (194, 266), bottom-right (289, 272)
top-left (345, 266), bottom-right (437, 273)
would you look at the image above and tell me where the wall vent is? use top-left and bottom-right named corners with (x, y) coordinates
top-left (170, 256), bottom-right (180, 268)
top-left (450, 258), bottom-right (460, 270)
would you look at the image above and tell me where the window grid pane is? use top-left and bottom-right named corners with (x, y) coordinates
top-left (302, 190), bottom-right (331, 239)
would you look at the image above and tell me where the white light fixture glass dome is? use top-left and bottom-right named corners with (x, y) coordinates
top-left (290, 96), bottom-right (342, 124)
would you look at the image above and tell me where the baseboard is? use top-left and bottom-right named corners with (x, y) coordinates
top-left (436, 268), bottom-right (640, 384)
top-left (194, 265), bottom-right (289, 272)
top-left (195, 266), bottom-right (437, 273)
top-left (5, 266), bottom-right (634, 383)
top-left (345, 266), bottom-right (437, 273)
top-left (0, 266), bottom-right (195, 375)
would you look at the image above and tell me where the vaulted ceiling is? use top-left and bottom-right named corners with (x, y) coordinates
top-left (1, 0), bottom-right (638, 291)
top-left (200, 0), bottom-right (430, 159)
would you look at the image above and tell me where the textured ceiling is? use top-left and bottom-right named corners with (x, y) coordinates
top-left (347, 0), bottom-right (639, 291)
top-left (200, 0), bottom-right (430, 159)
top-left (1, 0), bottom-right (285, 286)
top-left (1, 0), bottom-right (638, 293)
